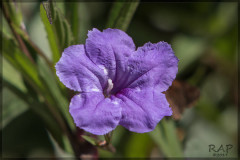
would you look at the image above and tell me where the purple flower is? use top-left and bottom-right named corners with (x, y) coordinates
top-left (55, 28), bottom-right (178, 135)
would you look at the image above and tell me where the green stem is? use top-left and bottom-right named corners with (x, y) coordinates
top-left (102, 131), bottom-right (116, 153)
top-left (1, 2), bottom-right (35, 64)
top-left (2, 1), bottom-right (53, 70)
top-left (104, 131), bottom-right (113, 145)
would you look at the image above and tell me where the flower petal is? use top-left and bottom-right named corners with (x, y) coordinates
top-left (69, 92), bottom-right (122, 135)
top-left (55, 45), bottom-right (108, 92)
top-left (112, 42), bottom-right (178, 94)
top-left (116, 87), bottom-right (172, 133)
top-left (85, 28), bottom-right (135, 81)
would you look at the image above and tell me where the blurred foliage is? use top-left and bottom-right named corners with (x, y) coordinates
top-left (1, 1), bottom-right (238, 159)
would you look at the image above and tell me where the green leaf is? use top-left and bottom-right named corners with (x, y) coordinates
top-left (82, 135), bottom-right (98, 146)
top-left (2, 3), bottom-right (53, 70)
top-left (1, 32), bottom-right (73, 150)
top-left (161, 119), bottom-right (183, 157)
top-left (148, 123), bottom-right (172, 157)
top-left (2, 33), bottom-right (52, 103)
top-left (3, 5), bottom-right (71, 137)
top-left (47, 131), bottom-right (74, 157)
top-left (1, 32), bottom-right (43, 93)
top-left (78, 3), bottom-right (90, 44)
top-left (2, 1), bottom-right (23, 28)
top-left (106, 0), bottom-right (140, 31)
top-left (2, 57), bottom-right (26, 92)
top-left (40, 1), bottom-right (74, 63)
top-left (64, 2), bottom-right (79, 43)
top-left (40, 3), bottom-right (60, 63)
top-left (2, 87), bottom-right (28, 129)
top-left (37, 57), bottom-right (75, 130)
top-left (2, 77), bottom-right (65, 149)
top-left (149, 119), bottom-right (183, 157)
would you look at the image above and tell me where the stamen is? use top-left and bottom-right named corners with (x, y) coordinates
top-left (104, 79), bottom-right (114, 98)
top-left (107, 79), bottom-right (114, 94)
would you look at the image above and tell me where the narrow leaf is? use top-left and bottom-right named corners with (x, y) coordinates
top-left (148, 124), bottom-right (172, 157)
top-left (2, 2), bottom-right (53, 69)
top-left (1, 32), bottom-right (43, 92)
top-left (2, 77), bottom-right (65, 149)
top-left (40, 1), bottom-right (74, 63)
top-left (162, 119), bottom-right (184, 157)
top-left (106, 0), bottom-right (140, 31)
top-left (37, 57), bottom-right (75, 130)
top-left (82, 135), bottom-right (98, 146)
top-left (40, 3), bottom-right (60, 63)
top-left (42, 1), bottom-right (53, 24)
top-left (1, 32), bottom-right (73, 145)
top-left (64, 2), bottom-right (80, 43)
top-left (2, 87), bottom-right (28, 129)
top-left (2, 1), bottom-right (23, 28)
top-left (149, 119), bottom-right (184, 157)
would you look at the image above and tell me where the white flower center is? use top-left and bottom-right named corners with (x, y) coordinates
top-left (104, 79), bottom-right (114, 97)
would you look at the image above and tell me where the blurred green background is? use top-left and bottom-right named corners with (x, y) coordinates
top-left (1, 1), bottom-right (238, 159)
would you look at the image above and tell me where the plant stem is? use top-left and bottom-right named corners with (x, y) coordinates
top-left (102, 131), bottom-right (116, 153)
top-left (2, 2), bottom-right (53, 70)
top-left (2, 3), bottom-right (80, 158)
top-left (104, 132), bottom-right (112, 145)
top-left (1, 2), bottom-right (35, 64)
